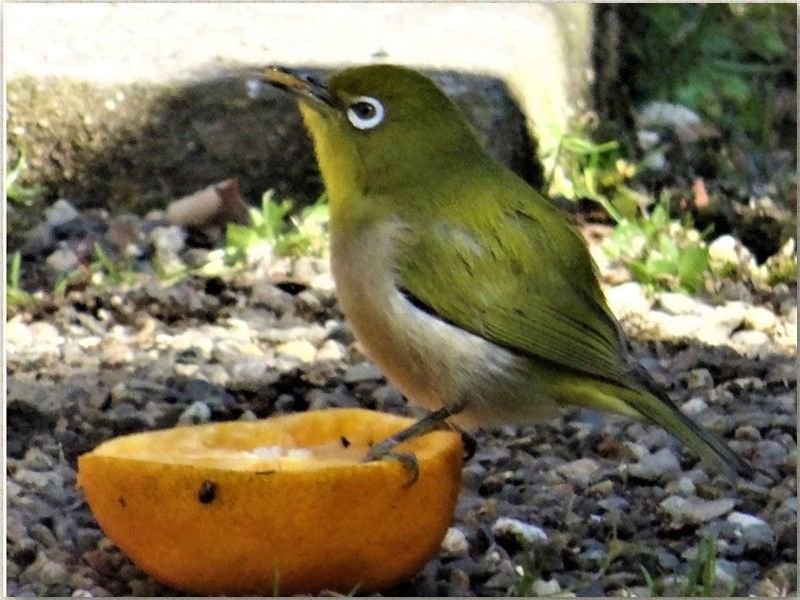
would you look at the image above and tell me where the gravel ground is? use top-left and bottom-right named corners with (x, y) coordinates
top-left (6, 201), bottom-right (797, 597)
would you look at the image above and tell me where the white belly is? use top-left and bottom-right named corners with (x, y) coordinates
top-left (330, 220), bottom-right (558, 428)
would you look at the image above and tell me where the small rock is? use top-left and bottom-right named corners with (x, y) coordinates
top-left (598, 496), bottom-right (629, 512)
top-left (23, 222), bottom-right (56, 255)
top-left (717, 280), bottom-right (754, 303)
top-left (227, 358), bottom-right (280, 392)
top-left (605, 282), bottom-right (652, 319)
top-left (655, 547), bottom-right (679, 570)
top-left (295, 289), bottom-right (323, 313)
top-left (645, 312), bottom-right (705, 341)
top-left (45, 199), bottom-right (79, 227)
top-left (344, 362), bottom-right (383, 383)
top-left (309, 272), bottom-right (335, 292)
top-left (533, 578), bottom-right (561, 596)
top-left (754, 440), bottom-right (788, 465)
top-left (441, 527), bottom-right (470, 557)
top-left (714, 559), bottom-right (737, 586)
top-left (371, 384), bottom-right (406, 413)
top-left (629, 448), bottom-right (681, 482)
top-left (23, 447), bottom-right (55, 471)
top-left (730, 330), bottom-right (771, 357)
top-left (734, 425), bottom-right (761, 442)
top-left (446, 567), bottom-right (473, 597)
top-left (709, 301), bottom-right (747, 330)
top-left (743, 306), bottom-right (779, 333)
top-left (99, 338), bottom-right (135, 365)
top-left (665, 476), bottom-right (696, 496)
top-left (557, 458), bottom-right (600, 486)
top-left (275, 339), bottom-right (317, 363)
top-left (106, 214), bottom-right (145, 257)
top-left (659, 495), bottom-right (735, 525)
top-left (45, 248), bottom-right (80, 272)
top-left (681, 397), bottom-right (708, 416)
top-left (708, 234), bottom-right (755, 271)
top-left (491, 517), bottom-right (548, 545)
top-left (726, 512), bottom-right (776, 551)
top-left (29, 321), bottom-right (62, 345)
top-left (315, 339), bottom-right (346, 362)
top-left (177, 401), bottom-right (212, 425)
top-left (40, 559), bottom-right (70, 586)
top-left (6, 318), bottom-right (33, 350)
top-left (658, 292), bottom-right (709, 315)
top-left (251, 282), bottom-right (295, 316)
top-left (170, 330), bottom-right (214, 359)
top-left (150, 225), bottom-right (187, 255)
top-left (685, 368), bottom-right (714, 389)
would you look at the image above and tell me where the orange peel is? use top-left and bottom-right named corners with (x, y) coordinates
top-left (77, 408), bottom-right (463, 595)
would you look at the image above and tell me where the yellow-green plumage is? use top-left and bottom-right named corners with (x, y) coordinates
top-left (266, 64), bottom-right (756, 480)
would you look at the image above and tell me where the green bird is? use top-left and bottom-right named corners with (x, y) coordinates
top-left (263, 64), bottom-right (756, 481)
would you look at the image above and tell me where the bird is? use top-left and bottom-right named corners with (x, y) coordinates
top-left (262, 64), bottom-right (757, 482)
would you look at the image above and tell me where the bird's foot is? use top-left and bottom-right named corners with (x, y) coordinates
top-left (364, 439), bottom-right (419, 486)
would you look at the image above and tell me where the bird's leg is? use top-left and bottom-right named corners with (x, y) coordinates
top-left (365, 400), bottom-right (467, 485)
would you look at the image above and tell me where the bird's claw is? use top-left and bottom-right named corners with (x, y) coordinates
top-left (365, 441), bottom-right (420, 486)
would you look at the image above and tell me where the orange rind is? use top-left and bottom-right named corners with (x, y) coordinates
top-left (77, 408), bottom-right (463, 595)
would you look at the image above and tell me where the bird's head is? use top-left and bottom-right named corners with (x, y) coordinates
top-left (263, 65), bottom-right (486, 215)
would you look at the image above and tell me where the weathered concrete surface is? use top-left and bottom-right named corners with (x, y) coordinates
top-left (5, 3), bottom-right (592, 208)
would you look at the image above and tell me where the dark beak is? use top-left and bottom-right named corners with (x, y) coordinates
top-left (260, 67), bottom-right (338, 108)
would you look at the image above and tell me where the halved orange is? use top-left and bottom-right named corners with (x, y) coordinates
top-left (77, 408), bottom-right (463, 595)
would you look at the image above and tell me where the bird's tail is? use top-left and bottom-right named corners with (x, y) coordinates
top-left (621, 366), bottom-right (760, 480)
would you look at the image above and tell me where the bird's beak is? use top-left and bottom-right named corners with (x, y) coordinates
top-left (260, 67), bottom-right (338, 109)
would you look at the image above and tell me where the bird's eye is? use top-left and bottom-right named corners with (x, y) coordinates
top-left (346, 96), bottom-right (385, 130)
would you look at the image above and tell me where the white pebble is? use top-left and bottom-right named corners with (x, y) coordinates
top-left (491, 517), bottom-right (548, 544)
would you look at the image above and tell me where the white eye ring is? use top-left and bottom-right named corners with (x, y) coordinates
top-left (346, 96), bottom-right (385, 130)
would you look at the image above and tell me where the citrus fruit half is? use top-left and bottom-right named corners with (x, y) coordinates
top-left (77, 408), bottom-right (463, 595)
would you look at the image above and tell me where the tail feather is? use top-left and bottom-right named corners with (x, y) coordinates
top-left (621, 364), bottom-right (764, 481)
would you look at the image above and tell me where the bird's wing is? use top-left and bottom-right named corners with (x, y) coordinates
top-left (395, 181), bottom-right (632, 387)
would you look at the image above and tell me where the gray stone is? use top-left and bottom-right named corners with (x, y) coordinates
top-left (734, 425), bottom-right (761, 442)
top-left (22, 222), bottom-right (56, 255)
top-left (23, 447), bottom-right (55, 471)
top-left (557, 457), bottom-right (600, 486)
top-left (150, 225), bottom-right (187, 255)
top-left (40, 559), bottom-right (71, 586)
top-left (45, 248), bottom-right (80, 272)
top-left (726, 512), bottom-right (776, 551)
top-left (440, 527), bottom-right (470, 557)
top-left (629, 448), bottom-right (681, 482)
top-left (681, 397), bottom-right (708, 416)
top-left (659, 495), bottom-right (735, 525)
top-left (730, 330), bottom-right (772, 357)
top-left (344, 362), bottom-right (383, 383)
top-left (177, 401), bottom-right (212, 425)
top-left (491, 517), bottom-right (548, 545)
top-left (665, 476), bottom-right (696, 496)
top-left (44, 199), bottom-right (79, 227)
top-left (685, 368), bottom-right (714, 390)
top-left (533, 578), bottom-right (562, 596)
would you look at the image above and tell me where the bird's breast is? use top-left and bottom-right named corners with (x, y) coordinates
top-left (330, 219), bottom-right (508, 416)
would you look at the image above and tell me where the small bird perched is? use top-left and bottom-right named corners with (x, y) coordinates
top-left (263, 64), bottom-right (756, 481)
